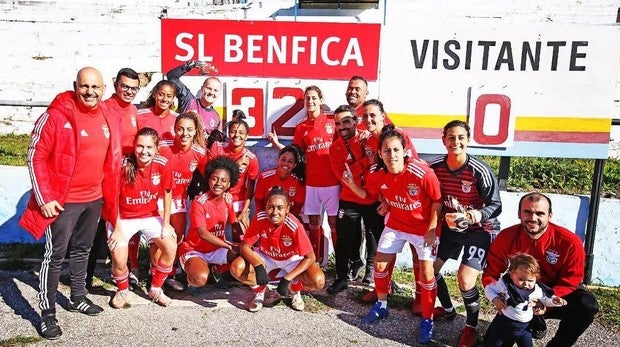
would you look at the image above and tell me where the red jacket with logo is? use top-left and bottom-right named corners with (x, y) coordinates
top-left (482, 222), bottom-right (585, 298)
top-left (19, 91), bottom-right (122, 239)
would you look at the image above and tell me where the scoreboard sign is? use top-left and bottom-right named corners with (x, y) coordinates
top-left (162, 20), bottom-right (619, 159)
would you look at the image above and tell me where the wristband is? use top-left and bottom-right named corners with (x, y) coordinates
top-left (277, 278), bottom-right (291, 297)
top-left (254, 264), bottom-right (269, 285)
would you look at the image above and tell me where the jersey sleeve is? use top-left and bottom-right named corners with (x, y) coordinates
top-left (162, 161), bottom-right (174, 190)
top-left (420, 166), bottom-right (442, 202)
top-left (189, 198), bottom-right (206, 230)
top-left (293, 217), bottom-right (313, 256)
top-left (226, 199), bottom-right (237, 224)
top-left (253, 175), bottom-right (267, 213)
top-left (242, 216), bottom-right (261, 246)
top-left (474, 158), bottom-right (503, 221)
top-left (292, 125), bottom-right (306, 151)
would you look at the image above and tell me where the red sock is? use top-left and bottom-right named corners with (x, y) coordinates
top-left (420, 277), bottom-right (437, 319)
top-left (114, 270), bottom-right (129, 291)
top-left (251, 285), bottom-right (266, 293)
top-left (374, 259), bottom-right (395, 296)
top-left (128, 234), bottom-right (140, 270)
top-left (308, 223), bottom-right (322, 263)
top-left (413, 260), bottom-right (421, 301)
top-left (151, 262), bottom-right (173, 288)
top-left (290, 279), bottom-right (305, 292)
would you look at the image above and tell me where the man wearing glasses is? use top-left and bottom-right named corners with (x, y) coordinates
top-left (166, 61), bottom-right (222, 135)
top-left (86, 68), bottom-right (142, 291)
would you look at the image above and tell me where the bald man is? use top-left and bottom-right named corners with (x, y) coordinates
top-left (20, 67), bottom-right (122, 340)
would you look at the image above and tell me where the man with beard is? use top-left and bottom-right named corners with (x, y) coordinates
top-left (482, 192), bottom-right (599, 346)
top-left (326, 105), bottom-right (383, 294)
top-left (166, 60), bottom-right (222, 134)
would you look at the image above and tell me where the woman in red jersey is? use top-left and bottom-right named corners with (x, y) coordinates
top-left (106, 127), bottom-right (177, 308)
top-left (230, 187), bottom-right (325, 312)
top-left (208, 110), bottom-right (259, 238)
top-left (137, 80), bottom-right (178, 141)
top-left (268, 86), bottom-right (339, 264)
top-left (178, 156), bottom-right (242, 290)
top-left (254, 145), bottom-right (305, 219)
top-left (156, 112), bottom-right (208, 291)
top-left (343, 127), bottom-right (442, 344)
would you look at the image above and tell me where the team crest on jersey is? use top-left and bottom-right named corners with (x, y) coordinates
top-left (545, 249), bottom-right (560, 264)
top-left (189, 159), bottom-right (198, 172)
top-left (461, 180), bottom-right (473, 193)
top-left (130, 115), bottom-right (137, 127)
top-left (101, 124), bottom-right (110, 139)
top-left (364, 146), bottom-right (373, 157)
top-left (288, 186), bottom-right (296, 197)
top-left (407, 183), bottom-right (419, 196)
top-left (325, 123), bottom-right (334, 135)
top-left (282, 235), bottom-right (293, 247)
top-left (151, 173), bottom-right (161, 186)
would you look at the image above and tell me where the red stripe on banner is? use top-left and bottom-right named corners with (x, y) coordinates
top-left (515, 131), bottom-right (609, 144)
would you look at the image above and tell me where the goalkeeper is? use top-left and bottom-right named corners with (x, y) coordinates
top-left (427, 120), bottom-right (503, 347)
top-left (165, 60), bottom-right (222, 135)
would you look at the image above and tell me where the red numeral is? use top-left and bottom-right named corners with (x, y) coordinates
top-left (473, 94), bottom-right (511, 146)
top-left (231, 88), bottom-right (264, 137)
top-left (271, 87), bottom-right (305, 136)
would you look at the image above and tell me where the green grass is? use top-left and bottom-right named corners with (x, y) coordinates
top-left (0, 335), bottom-right (42, 347)
top-left (0, 134), bottom-right (29, 166)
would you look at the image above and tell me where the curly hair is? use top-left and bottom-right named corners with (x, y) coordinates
top-left (175, 112), bottom-right (206, 148)
top-left (204, 155), bottom-right (241, 192)
top-left (279, 145), bottom-right (305, 183)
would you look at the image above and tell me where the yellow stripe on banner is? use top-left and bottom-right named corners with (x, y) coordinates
top-left (389, 114), bottom-right (611, 133)
top-left (389, 114), bottom-right (466, 128)
top-left (515, 117), bottom-right (611, 132)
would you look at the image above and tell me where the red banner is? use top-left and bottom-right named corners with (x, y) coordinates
top-left (161, 19), bottom-right (381, 80)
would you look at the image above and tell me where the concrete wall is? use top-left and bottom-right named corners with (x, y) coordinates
top-left (2, 165), bottom-right (618, 285)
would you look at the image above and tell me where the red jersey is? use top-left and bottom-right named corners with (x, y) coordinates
top-left (104, 94), bottom-right (138, 155)
top-left (158, 140), bottom-right (208, 200)
top-left (179, 192), bottom-right (236, 255)
top-left (136, 108), bottom-right (178, 141)
top-left (365, 160), bottom-right (442, 236)
top-left (482, 222), bottom-right (585, 298)
top-left (362, 128), bottom-right (419, 166)
top-left (209, 143), bottom-right (259, 202)
top-left (243, 212), bottom-right (313, 261)
top-left (292, 115), bottom-right (339, 187)
top-left (329, 135), bottom-right (374, 205)
top-left (254, 169), bottom-right (305, 215)
top-left (65, 111), bottom-right (109, 203)
top-left (119, 155), bottom-right (173, 219)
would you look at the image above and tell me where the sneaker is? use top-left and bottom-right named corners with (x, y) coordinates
top-left (148, 288), bottom-right (172, 307)
top-left (110, 289), bottom-right (131, 309)
top-left (531, 328), bottom-right (547, 339)
top-left (349, 261), bottom-right (364, 281)
top-left (165, 277), bottom-right (186, 291)
top-left (291, 293), bottom-right (305, 311)
top-left (128, 269), bottom-right (139, 287)
top-left (40, 314), bottom-right (62, 340)
top-left (458, 325), bottom-right (477, 347)
top-left (362, 268), bottom-right (374, 285)
top-left (69, 296), bottom-right (103, 316)
top-left (417, 318), bottom-right (434, 343)
top-left (326, 279), bottom-right (348, 295)
top-left (434, 306), bottom-right (457, 320)
top-left (362, 301), bottom-right (389, 323)
top-left (248, 293), bottom-right (264, 312)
